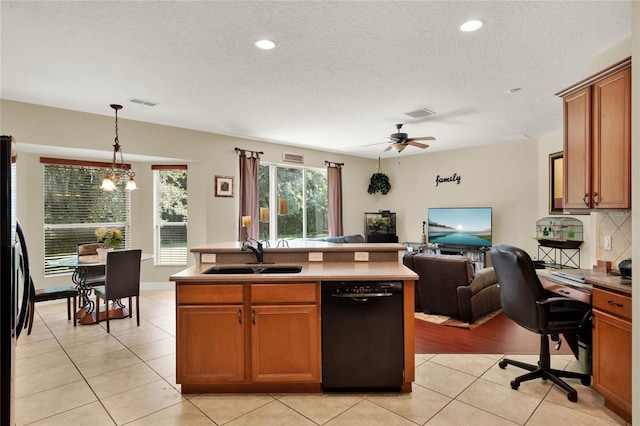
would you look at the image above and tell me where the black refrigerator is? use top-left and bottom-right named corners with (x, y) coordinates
top-left (1, 135), bottom-right (30, 425)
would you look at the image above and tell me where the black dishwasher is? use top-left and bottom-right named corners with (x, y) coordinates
top-left (321, 281), bottom-right (404, 391)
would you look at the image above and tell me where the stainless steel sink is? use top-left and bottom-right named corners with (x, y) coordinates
top-left (257, 266), bottom-right (302, 274)
top-left (203, 265), bottom-right (302, 274)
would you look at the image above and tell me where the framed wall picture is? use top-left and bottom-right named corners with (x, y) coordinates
top-left (215, 175), bottom-right (234, 197)
top-left (549, 152), bottom-right (563, 214)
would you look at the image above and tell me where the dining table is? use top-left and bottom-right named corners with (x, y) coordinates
top-left (50, 251), bottom-right (153, 325)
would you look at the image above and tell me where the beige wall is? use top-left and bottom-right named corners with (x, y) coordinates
top-left (0, 93), bottom-right (616, 285)
top-left (2, 100), bottom-right (377, 286)
top-left (378, 139), bottom-right (541, 256)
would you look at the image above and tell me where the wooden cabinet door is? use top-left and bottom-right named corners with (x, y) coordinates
top-left (177, 305), bottom-right (245, 383)
top-left (592, 67), bottom-right (631, 209)
top-left (593, 309), bottom-right (632, 417)
top-left (563, 86), bottom-right (592, 209)
top-left (251, 305), bottom-right (320, 383)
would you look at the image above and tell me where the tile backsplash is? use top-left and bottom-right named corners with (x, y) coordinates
top-left (595, 210), bottom-right (632, 269)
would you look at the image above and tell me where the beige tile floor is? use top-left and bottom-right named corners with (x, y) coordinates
top-left (15, 289), bottom-right (628, 426)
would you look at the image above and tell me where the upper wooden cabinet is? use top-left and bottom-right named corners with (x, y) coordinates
top-left (557, 58), bottom-right (631, 210)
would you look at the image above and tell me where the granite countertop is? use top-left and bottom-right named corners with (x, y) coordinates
top-left (538, 269), bottom-right (631, 296)
top-left (171, 261), bottom-right (418, 283)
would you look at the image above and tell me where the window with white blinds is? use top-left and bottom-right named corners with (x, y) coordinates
top-left (43, 161), bottom-right (131, 276)
top-left (153, 166), bottom-right (187, 265)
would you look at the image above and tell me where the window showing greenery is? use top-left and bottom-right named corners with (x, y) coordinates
top-left (259, 164), bottom-right (327, 240)
top-left (154, 168), bottom-right (188, 265)
top-left (258, 165), bottom-right (271, 241)
top-left (44, 163), bottom-right (130, 276)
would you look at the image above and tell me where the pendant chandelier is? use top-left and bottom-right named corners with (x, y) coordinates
top-left (100, 104), bottom-right (137, 191)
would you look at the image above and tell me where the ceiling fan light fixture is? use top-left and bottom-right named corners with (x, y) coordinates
top-left (460, 19), bottom-right (483, 32)
top-left (394, 144), bottom-right (407, 153)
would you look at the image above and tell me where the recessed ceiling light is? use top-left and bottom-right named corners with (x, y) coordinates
top-left (460, 20), bottom-right (483, 32)
top-left (255, 39), bottom-right (276, 50)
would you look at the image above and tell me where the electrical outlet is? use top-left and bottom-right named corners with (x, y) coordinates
top-left (354, 252), bottom-right (369, 261)
top-left (201, 253), bottom-right (217, 263)
top-left (603, 235), bottom-right (612, 251)
top-left (308, 252), bottom-right (323, 262)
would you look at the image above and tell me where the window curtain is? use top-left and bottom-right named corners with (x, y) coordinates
top-left (238, 150), bottom-right (261, 241)
top-left (327, 163), bottom-right (343, 237)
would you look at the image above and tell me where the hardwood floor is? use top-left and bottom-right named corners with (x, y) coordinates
top-left (415, 311), bottom-right (574, 355)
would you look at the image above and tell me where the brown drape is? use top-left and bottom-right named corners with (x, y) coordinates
top-left (238, 150), bottom-right (260, 241)
top-left (327, 163), bottom-right (343, 237)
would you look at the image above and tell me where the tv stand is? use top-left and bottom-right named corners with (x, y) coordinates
top-left (434, 245), bottom-right (489, 270)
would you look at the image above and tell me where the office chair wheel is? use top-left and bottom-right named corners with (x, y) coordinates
top-left (568, 391), bottom-right (578, 402)
top-left (510, 380), bottom-right (520, 390)
top-left (499, 360), bottom-right (508, 369)
top-left (581, 376), bottom-right (591, 386)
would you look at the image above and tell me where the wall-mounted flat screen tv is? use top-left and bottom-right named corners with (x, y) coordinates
top-left (428, 207), bottom-right (492, 248)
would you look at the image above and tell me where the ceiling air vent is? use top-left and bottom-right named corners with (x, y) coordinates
top-left (129, 97), bottom-right (157, 107)
top-left (283, 152), bottom-right (304, 164)
top-left (404, 108), bottom-right (435, 119)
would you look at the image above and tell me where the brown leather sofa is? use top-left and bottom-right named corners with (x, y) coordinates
top-left (403, 252), bottom-right (501, 323)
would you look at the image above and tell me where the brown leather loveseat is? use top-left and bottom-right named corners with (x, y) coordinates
top-left (403, 252), bottom-right (501, 324)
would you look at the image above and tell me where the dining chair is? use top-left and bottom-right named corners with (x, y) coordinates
top-left (76, 242), bottom-right (106, 286)
top-left (94, 249), bottom-right (142, 333)
top-left (27, 276), bottom-right (78, 335)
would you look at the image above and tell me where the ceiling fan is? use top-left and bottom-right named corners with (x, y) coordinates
top-left (364, 124), bottom-right (436, 152)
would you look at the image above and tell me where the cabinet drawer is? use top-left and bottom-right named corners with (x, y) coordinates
top-left (593, 288), bottom-right (631, 320)
top-left (178, 284), bottom-right (243, 305)
top-left (252, 283), bottom-right (317, 304)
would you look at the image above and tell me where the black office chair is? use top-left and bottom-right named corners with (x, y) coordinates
top-left (94, 249), bottom-right (142, 333)
top-left (490, 244), bottom-right (592, 402)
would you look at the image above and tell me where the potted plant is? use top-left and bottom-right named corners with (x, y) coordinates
top-left (95, 227), bottom-right (124, 260)
top-left (367, 158), bottom-right (391, 195)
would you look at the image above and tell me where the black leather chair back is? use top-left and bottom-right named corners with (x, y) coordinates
top-left (490, 244), bottom-right (548, 333)
top-left (105, 250), bottom-right (142, 300)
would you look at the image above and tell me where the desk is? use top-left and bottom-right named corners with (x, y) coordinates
top-left (51, 252), bottom-right (152, 325)
top-left (538, 268), bottom-right (632, 422)
top-left (537, 270), bottom-right (592, 303)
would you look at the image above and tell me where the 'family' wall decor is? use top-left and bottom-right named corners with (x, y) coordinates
top-left (435, 173), bottom-right (461, 187)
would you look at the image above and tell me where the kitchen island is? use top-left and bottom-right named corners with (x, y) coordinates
top-left (170, 241), bottom-right (418, 394)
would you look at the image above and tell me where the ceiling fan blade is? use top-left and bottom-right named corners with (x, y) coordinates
top-left (383, 144), bottom-right (393, 152)
top-left (361, 141), bottom-right (388, 147)
top-left (406, 136), bottom-right (435, 142)
top-left (407, 141), bottom-right (430, 149)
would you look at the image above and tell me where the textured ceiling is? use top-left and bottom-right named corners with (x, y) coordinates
top-left (0, 1), bottom-right (632, 159)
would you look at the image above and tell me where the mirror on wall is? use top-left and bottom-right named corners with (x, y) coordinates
top-left (549, 151), bottom-right (564, 215)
